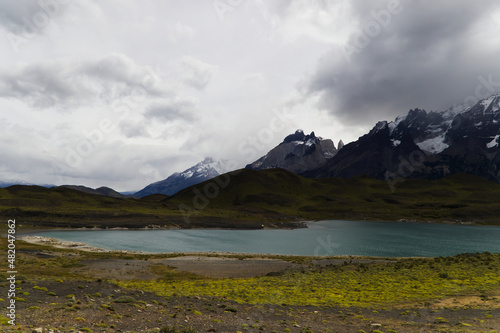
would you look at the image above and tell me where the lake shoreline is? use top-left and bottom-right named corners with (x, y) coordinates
top-left (19, 234), bottom-right (432, 259)
top-left (18, 220), bottom-right (500, 258)
top-left (18, 219), bottom-right (500, 257)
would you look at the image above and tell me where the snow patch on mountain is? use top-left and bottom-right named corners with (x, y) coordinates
top-left (388, 121), bottom-right (397, 134)
top-left (391, 139), bottom-right (401, 147)
top-left (383, 102), bottom-right (474, 155)
top-left (481, 95), bottom-right (495, 111)
top-left (487, 135), bottom-right (500, 149)
top-left (443, 103), bottom-right (470, 119)
top-left (416, 133), bottom-right (449, 154)
top-left (183, 158), bottom-right (229, 177)
top-left (181, 170), bottom-right (194, 178)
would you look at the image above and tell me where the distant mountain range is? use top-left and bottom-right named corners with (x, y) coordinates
top-left (304, 93), bottom-right (500, 185)
top-left (137, 92), bottom-right (500, 196)
top-left (134, 130), bottom-right (342, 197)
top-left (3, 93), bottom-right (500, 198)
top-left (134, 157), bottom-right (230, 197)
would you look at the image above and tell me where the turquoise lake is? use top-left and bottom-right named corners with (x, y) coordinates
top-left (29, 220), bottom-right (500, 257)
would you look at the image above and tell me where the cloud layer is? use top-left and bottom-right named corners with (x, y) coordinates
top-left (1, 1), bottom-right (500, 190)
top-left (304, 0), bottom-right (500, 124)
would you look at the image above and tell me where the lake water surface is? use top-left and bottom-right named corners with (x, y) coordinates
top-left (29, 220), bottom-right (500, 257)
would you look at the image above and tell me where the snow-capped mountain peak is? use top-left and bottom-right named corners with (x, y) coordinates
top-left (180, 157), bottom-right (230, 179)
top-left (135, 157), bottom-right (230, 197)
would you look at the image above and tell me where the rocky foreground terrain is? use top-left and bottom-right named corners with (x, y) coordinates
top-left (1, 240), bottom-right (499, 333)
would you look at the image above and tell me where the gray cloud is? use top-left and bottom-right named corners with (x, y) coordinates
top-left (176, 56), bottom-right (217, 90)
top-left (6, 1), bottom-right (499, 191)
top-left (119, 120), bottom-right (151, 139)
top-left (0, 61), bottom-right (76, 108)
top-left (0, 0), bottom-right (56, 34)
top-left (304, 0), bottom-right (500, 125)
top-left (166, 23), bottom-right (196, 43)
top-left (144, 100), bottom-right (196, 122)
top-left (0, 53), bottom-right (167, 109)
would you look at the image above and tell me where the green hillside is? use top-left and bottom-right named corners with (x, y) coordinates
top-left (1, 169), bottom-right (500, 229)
top-left (170, 169), bottom-right (500, 225)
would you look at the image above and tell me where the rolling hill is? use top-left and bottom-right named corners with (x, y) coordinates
top-left (2, 170), bottom-right (500, 229)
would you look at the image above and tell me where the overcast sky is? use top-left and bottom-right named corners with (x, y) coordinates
top-left (1, 0), bottom-right (500, 191)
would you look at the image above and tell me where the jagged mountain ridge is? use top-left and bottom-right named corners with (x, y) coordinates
top-left (304, 93), bottom-right (500, 183)
top-left (245, 129), bottom-right (340, 173)
top-left (134, 157), bottom-right (230, 197)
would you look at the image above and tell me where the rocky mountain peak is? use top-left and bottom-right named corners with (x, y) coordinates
top-left (246, 130), bottom-right (338, 174)
top-left (281, 130), bottom-right (319, 145)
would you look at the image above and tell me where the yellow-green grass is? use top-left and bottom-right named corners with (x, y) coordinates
top-left (117, 254), bottom-right (500, 308)
top-left (2, 234), bottom-right (499, 309)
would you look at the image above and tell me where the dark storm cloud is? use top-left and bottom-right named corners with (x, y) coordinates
top-left (305, 0), bottom-right (500, 125)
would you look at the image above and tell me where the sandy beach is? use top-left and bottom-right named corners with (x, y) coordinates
top-left (19, 235), bottom-right (110, 253)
